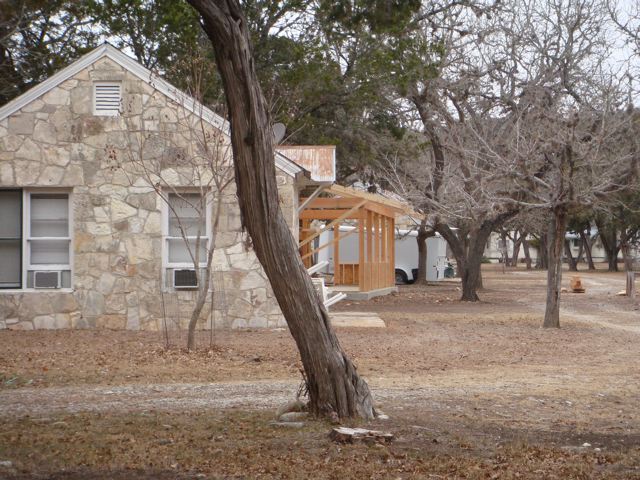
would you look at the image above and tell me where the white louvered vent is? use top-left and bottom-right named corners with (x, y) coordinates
top-left (93, 83), bottom-right (121, 116)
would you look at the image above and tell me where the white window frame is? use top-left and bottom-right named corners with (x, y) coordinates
top-left (93, 82), bottom-right (122, 117)
top-left (0, 189), bottom-right (23, 290)
top-left (0, 189), bottom-right (74, 293)
top-left (161, 190), bottom-right (212, 290)
top-left (23, 190), bottom-right (73, 291)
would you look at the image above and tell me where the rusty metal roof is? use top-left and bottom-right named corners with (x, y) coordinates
top-left (276, 145), bottom-right (336, 182)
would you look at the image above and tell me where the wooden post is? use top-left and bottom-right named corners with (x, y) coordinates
top-left (371, 213), bottom-right (376, 289)
top-left (300, 219), bottom-right (311, 268)
top-left (299, 200), bottom-right (367, 248)
top-left (366, 210), bottom-right (373, 292)
top-left (378, 215), bottom-right (384, 288)
top-left (358, 212), bottom-right (365, 290)
top-left (389, 218), bottom-right (395, 286)
top-left (374, 213), bottom-right (382, 288)
top-left (381, 216), bottom-right (387, 288)
top-left (334, 223), bottom-right (341, 286)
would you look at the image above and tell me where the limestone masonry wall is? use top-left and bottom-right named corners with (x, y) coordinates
top-left (0, 57), bottom-right (296, 330)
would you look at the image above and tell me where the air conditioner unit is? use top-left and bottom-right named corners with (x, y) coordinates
top-left (34, 271), bottom-right (61, 289)
top-left (173, 269), bottom-right (198, 289)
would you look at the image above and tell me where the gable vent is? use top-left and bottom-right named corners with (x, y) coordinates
top-left (93, 83), bottom-right (121, 116)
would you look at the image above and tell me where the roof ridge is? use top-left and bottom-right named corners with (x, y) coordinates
top-left (0, 44), bottom-right (305, 178)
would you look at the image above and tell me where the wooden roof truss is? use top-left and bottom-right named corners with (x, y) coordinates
top-left (299, 189), bottom-right (400, 292)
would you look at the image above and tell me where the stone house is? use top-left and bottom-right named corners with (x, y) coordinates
top-left (0, 44), bottom-right (316, 331)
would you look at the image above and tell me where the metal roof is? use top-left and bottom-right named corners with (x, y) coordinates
top-left (276, 145), bottom-right (336, 182)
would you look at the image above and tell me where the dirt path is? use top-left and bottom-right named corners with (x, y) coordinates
top-left (0, 381), bottom-right (297, 417)
top-left (2, 267), bottom-right (640, 478)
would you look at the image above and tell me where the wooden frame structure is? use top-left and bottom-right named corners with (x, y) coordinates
top-left (299, 186), bottom-right (403, 292)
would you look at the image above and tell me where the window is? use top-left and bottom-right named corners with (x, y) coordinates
top-left (163, 192), bottom-right (210, 289)
top-left (0, 190), bottom-right (72, 290)
top-left (0, 191), bottom-right (21, 288)
top-left (93, 82), bottom-right (121, 116)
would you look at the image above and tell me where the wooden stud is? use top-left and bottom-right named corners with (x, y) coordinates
top-left (334, 222), bottom-right (341, 285)
top-left (373, 213), bottom-right (381, 289)
top-left (366, 210), bottom-right (373, 292)
top-left (298, 200), bottom-right (366, 248)
top-left (300, 228), bottom-right (358, 261)
top-left (389, 218), bottom-right (395, 286)
top-left (358, 214), bottom-right (365, 289)
top-left (300, 219), bottom-right (311, 268)
top-left (381, 216), bottom-right (387, 289)
top-left (299, 209), bottom-right (363, 220)
top-left (299, 197), bottom-right (363, 209)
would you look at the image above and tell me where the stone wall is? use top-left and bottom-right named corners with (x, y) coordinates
top-left (0, 56), bottom-right (297, 330)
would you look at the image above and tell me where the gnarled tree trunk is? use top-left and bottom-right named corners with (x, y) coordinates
top-left (597, 220), bottom-right (619, 272)
top-left (620, 229), bottom-right (638, 272)
top-left (535, 233), bottom-right (549, 270)
top-left (436, 214), bottom-right (515, 301)
top-left (564, 239), bottom-right (578, 272)
top-left (511, 231), bottom-right (522, 267)
top-left (580, 229), bottom-right (596, 270)
top-left (415, 221), bottom-right (433, 285)
top-left (499, 230), bottom-right (509, 267)
top-left (544, 207), bottom-right (567, 328)
top-left (522, 234), bottom-right (533, 270)
top-left (188, 0), bottom-right (374, 419)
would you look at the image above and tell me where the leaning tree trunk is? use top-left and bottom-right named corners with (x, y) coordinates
top-left (597, 220), bottom-right (619, 272)
top-left (580, 230), bottom-right (596, 270)
top-left (415, 221), bottom-right (433, 285)
top-left (186, 194), bottom-right (225, 351)
top-left (605, 247), bottom-right (620, 272)
top-left (188, 0), bottom-right (374, 419)
top-left (437, 225), bottom-right (488, 301)
top-left (544, 207), bottom-right (568, 328)
top-left (621, 243), bottom-right (634, 272)
top-left (522, 235), bottom-right (533, 270)
top-left (436, 214), bottom-right (516, 302)
top-left (436, 225), bottom-right (477, 301)
top-left (461, 253), bottom-right (483, 301)
top-left (511, 231), bottom-right (522, 268)
top-left (575, 238), bottom-right (584, 264)
top-left (500, 230), bottom-right (509, 267)
top-left (564, 239), bottom-right (578, 272)
top-left (620, 230), bottom-right (637, 272)
top-left (536, 233), bottom-right (549, 270)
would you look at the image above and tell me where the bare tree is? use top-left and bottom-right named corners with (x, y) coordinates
top-left (379, 1), bottom-right (520, 301)
top-left (608, 0), bottom-right (640, 56)
top-left (471, 0), bottom-right (636, 327)
top-left (112, 55), bottom-right (234, 351)
top-left (186, 0), bottom-right (375, 420)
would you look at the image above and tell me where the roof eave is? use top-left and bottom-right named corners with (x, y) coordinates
top-left (0, 43), bottom-right (307, 179)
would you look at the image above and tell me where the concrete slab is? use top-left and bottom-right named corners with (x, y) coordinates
top-left (329, 311), bottom-right (386, 328)
top-left (331, 286), bottom-right (398, 301)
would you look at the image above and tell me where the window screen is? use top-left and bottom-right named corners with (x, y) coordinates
top-left (168, 193), bottom-right (206, 237)
top-left (165, 193), bottom-right (209, 274)
top-left (28, 194), bottom-right (70, 266)
top-left (0, 190), bottom-right (21, 288)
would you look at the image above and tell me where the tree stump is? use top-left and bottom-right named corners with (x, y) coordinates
top-left (570, 276), bottom-right (585, 293)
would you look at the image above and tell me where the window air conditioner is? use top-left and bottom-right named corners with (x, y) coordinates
top-left (173, 269), bottom-right (198, 289)
top-left (34, 271), bottom-right (61, 289)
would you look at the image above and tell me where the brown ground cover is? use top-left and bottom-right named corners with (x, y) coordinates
top-left (1, 264), bottom-right (639, 478)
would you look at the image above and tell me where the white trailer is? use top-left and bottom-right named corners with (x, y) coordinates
top-left (394, 229), bottom-right (449, 283)
top-left (316, 226), bottom-right (448, 284)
